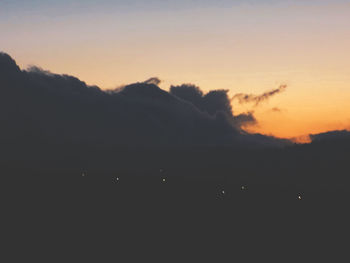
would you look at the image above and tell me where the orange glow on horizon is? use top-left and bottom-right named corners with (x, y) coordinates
top-left (290, 135), bottom-right (312, 144)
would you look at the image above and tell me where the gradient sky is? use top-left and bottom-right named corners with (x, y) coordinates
top-left (1, 0), bottom-right (350, 139)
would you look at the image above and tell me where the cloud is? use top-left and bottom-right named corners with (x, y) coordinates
top-left (271, 107), bottom-right (282, 112)
top-left (169, 84), bottom-right (232, 117)
top-left (232, 85), bottom-right (287, 106)
top-left (0, 52), bottom-right (289, 152)
top-left (233, 112), bottom-right (257, 127)
top-left (143, 77), bottom-right (161, 86)
top-left (0, 52), bottom-right (21, 74)
top-left (169, 84), bottom-right (204, 109)
top-left (169, 84), bottom-right (258, 129)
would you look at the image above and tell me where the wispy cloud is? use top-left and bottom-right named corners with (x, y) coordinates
top-left (232, 85), bottom-right (287, 107)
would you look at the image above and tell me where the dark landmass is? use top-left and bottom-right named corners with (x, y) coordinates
top-left (1, 52), bottom-right (348, 260)
top-left (1, 52), bottom-right (349, 194)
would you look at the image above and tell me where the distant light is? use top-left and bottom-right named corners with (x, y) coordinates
top-left (298, 195), bottom-right (302, 200)
top-left (82, 173), bottom-right (85, 177)
top-left (162, 178), bottom-right (166, 182)
top-left (241, 186), bottom-right (246, 190)
top-left (222, 190), bottom-right (225, 195)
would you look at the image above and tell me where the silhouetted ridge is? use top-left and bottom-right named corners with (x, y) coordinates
top-left (1, 52), bottom-right (350, 194)
top-left (310, 130), bottom-right (350, 142)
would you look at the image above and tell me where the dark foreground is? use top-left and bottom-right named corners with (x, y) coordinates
top-left (2, 139), bottom-right (350, 262)
top-left (3, 171), bottom-right (349, 262)
top-left (2, 143), bottom-right (350, 261)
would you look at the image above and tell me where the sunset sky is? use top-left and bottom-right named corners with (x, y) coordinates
top-left (1, 0), bottom-right (350, 139)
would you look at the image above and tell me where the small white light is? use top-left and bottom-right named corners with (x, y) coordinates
top-left (162, 178), bottom-right (166, 182)
top-left (241, 186), bottom-right (246, 190)
top-left (298, 195), bottom-right (302, 200)
top-left (222, 190), bottom-right (225, 195)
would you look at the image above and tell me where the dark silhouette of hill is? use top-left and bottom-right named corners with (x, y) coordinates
top-left (0, 52), bottom-right (349, 200)
top-left (0, 52), bottom-right (292, 175)
top-left (1, 52), bottom-right (349, 261)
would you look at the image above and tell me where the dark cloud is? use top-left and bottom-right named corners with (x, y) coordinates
top-left (202, 90), bottom-right (233, 116)
top-left (170, 84), bottom-right (233, 117)
top-left (232, 85), bottom-right (287, 106)
top-left (169, 84), bottom-right (258, 129)
top-left (169, 84), bottom-right (204, 110)
top-left (170, 84), bottom-right (232, 119)
top-left (233, 112), bottom-right (257, 127)
top-left (271, 107), bottom-right (282, 112)
top-left (143, 77), bottom-right (161, 86)
top-left (0, 52), bottom-right (21, 74)
top-left (0, 52), bottom-right (289, 158)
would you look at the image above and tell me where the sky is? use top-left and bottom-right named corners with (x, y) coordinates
top-left (1, 0), bottom-right (350, 139)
